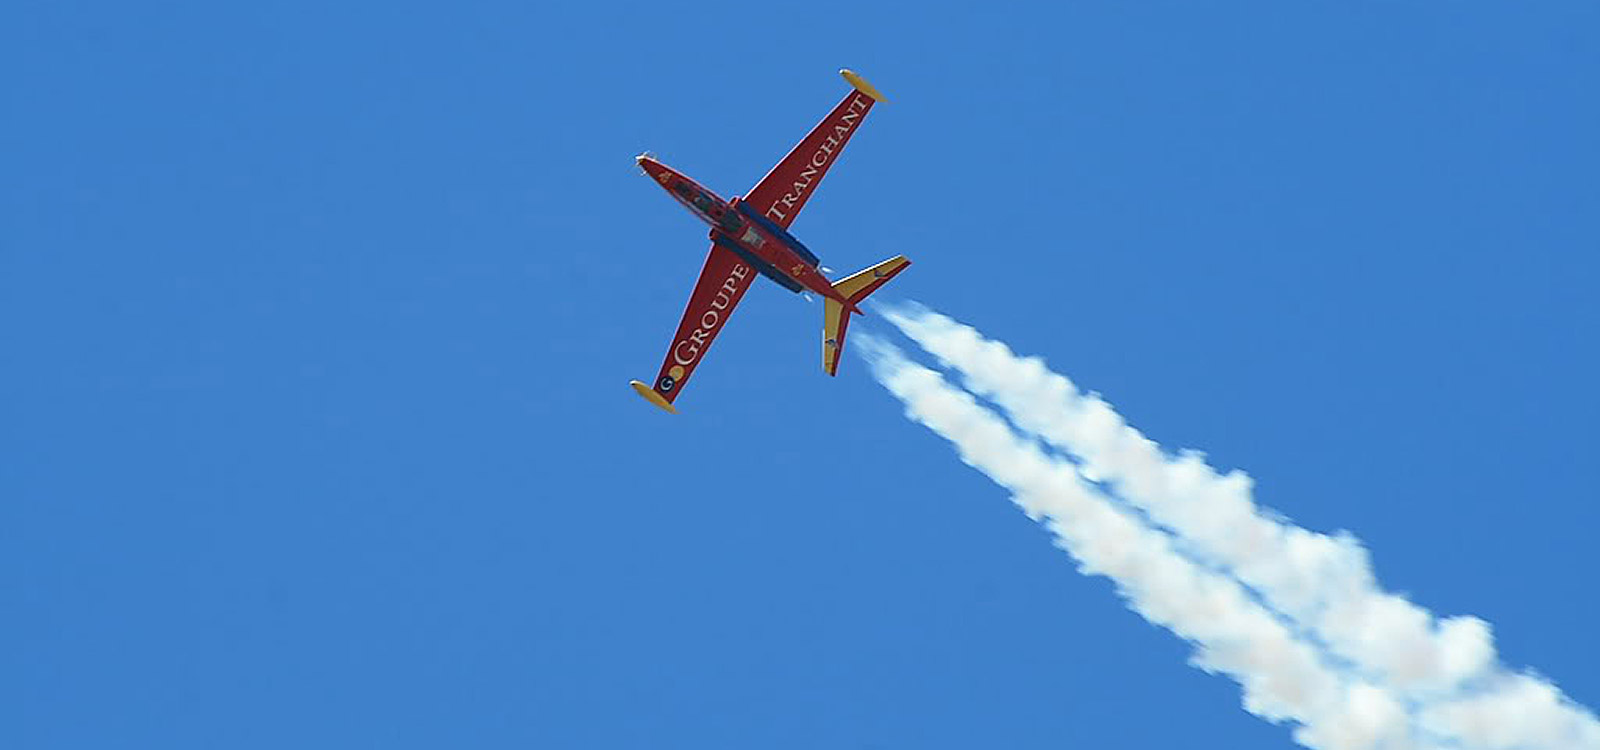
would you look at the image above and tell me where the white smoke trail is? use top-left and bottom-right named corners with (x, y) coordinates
top-left (879, 303), bottom-right (1600, 750)
top-left (857, 335), bottom-right (1428, 750)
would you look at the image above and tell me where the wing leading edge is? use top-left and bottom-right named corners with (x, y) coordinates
top-left (742, 69), bottom-right (887, 230)
top-left (629, 244), bottom-right (759, 413)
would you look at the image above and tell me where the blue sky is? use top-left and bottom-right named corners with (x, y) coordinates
top-left (4, 2), bottom-right (1596, 748)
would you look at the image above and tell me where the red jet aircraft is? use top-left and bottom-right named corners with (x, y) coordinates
top-left (630, 69), bottom-right (910, 414)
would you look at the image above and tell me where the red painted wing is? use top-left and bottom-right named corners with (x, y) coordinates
top-left (645, 244), bottom-right (759, 405)
top-left (742, 88), bottom-right (877, 230)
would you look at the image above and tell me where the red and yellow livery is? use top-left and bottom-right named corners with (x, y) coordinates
top-left (628, 69), bottom-right (910, 413)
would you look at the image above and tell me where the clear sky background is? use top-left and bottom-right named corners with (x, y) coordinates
top-left (5, 2), bottom-right (1596, 748)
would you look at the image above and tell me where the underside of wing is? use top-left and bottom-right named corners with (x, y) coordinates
top-left (742, 69), bottom-right (886, 230)
top-left (630, 244), bottom-right (759, 412)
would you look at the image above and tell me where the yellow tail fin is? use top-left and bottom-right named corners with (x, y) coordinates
top-left (822, 255), bottom-right (911, 375)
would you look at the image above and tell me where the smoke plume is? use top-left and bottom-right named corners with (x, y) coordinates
top-left (858, 305), bottom-right (1600, 750)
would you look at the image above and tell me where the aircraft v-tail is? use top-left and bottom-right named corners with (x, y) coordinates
top-left (629, 69), bottom-right (910, 414)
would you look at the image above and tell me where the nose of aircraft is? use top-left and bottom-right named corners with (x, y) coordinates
top-left (635, 153), bottom-right (669, 182)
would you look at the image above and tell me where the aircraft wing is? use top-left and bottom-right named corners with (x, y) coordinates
top-left (630, 243), bottom-right (759, 412)
top-left (742, 70), bottom-right (886, 230)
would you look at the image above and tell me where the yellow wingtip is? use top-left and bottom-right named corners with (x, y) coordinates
top-left (839, 69), bottom-right (889, 103)
top-left (629, 380), bottom-right (678, 414)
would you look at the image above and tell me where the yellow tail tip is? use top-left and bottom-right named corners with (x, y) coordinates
top-left (629, 380), bottom-right (678, 414)
top-left (839, 69), bottom-right (889, 103)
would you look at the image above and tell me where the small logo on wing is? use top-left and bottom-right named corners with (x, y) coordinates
top-left (658, 375), bottom-right (676, 392)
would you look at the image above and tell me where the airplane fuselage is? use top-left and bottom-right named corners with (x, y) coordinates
top-left (637, 155), bottom-right (849, 305)
top-left (626, 69), bottom-right (904, 413)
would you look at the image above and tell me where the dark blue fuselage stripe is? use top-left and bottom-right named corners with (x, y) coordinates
top-left (735, 201), bottom-right (821, 267)
top-left (712, 233), bottom-right (803, 293)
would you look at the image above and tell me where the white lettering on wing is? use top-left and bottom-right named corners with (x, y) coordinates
top-left (668, 264), bottom-right (751, 372)
top-left (764, 95), bottom-right (872, 223)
